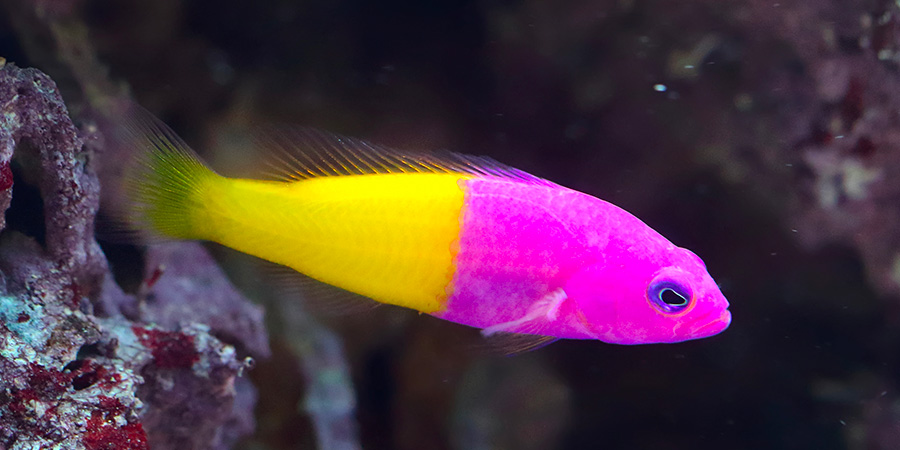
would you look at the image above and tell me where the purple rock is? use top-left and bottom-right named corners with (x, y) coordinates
top-left (0, 61), bottom-right (269, 450)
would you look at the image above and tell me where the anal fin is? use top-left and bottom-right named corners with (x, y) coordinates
top-left (482, 333), bottom-right (560, 355)
top-left (262, 262), bottom-right (381, 316)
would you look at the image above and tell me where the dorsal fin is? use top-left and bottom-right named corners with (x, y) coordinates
top-left (253, 127), bottom-right (559, 186)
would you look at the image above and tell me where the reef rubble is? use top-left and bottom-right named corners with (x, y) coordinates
top-left (0, 62), bottom-right (269, 450)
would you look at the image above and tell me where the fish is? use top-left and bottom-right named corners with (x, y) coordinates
top-left (124, 114), bottom-right (731, 348)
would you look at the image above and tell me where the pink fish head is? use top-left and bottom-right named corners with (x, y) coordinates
top-left (565, 244), bottom-right (730, 345)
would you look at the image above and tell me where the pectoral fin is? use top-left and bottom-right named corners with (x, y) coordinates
top-left (481, 288), bottom-right (568, 337)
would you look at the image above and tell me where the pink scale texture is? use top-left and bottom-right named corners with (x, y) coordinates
top-left (437, 178), bottom-right (731, 344)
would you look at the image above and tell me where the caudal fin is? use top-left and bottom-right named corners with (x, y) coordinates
top-left (124, 110), bottom-right (218, 241)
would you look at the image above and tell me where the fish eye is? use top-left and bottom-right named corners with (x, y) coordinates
top-left (647, 279), bottom-right (692, 313)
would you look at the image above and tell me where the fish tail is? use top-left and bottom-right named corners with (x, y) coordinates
top-left (124, 113), bottom-right (219, 241)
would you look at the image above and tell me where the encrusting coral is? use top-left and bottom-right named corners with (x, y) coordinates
top-left (0, 62), bottom-right (269, 450)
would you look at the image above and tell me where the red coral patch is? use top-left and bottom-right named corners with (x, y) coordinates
top-left (82, 408), bottom-right (148, 450)
top-left (132, 326), bottom-right (199, 369)
top-left (0, 162), bottom-right (12, 191)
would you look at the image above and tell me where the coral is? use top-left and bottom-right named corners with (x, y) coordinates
top-left (277, 299), bottom-right (361, 450)
top-left (723, 0), bottom-right (900, 298)
top-left (0, 62), bottom-right (268, 449)
top-left (138, 242), bottom-right (270, 359)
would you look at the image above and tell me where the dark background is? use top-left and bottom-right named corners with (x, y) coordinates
top-left (4, 0), bottom-right (900, 449)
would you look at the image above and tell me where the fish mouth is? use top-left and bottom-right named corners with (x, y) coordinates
top-left (691, 310), bottom-right (731, 337)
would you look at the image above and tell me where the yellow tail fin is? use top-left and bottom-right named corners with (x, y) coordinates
top-left (125, 113), bottom-right (218, 240)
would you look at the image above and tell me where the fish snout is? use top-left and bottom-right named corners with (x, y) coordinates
top-left (690, 309), bottom-right (731, 338)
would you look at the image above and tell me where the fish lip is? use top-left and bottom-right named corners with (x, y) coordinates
top-left (691, 309), bottom-right (731, 337)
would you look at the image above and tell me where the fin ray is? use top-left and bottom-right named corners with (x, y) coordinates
top-left (251, 126), bottom-right (559, 185)
top-left (261, 262), bottom-right (381, 316)
top-left (481, 333), bottom-right (560, 355)
top-left (120, 106), bottom-right (218, 241)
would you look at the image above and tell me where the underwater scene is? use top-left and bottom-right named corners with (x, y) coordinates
top-left (0, 0), bottom-right (898, 449)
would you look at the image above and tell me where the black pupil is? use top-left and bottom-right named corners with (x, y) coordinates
top-left (659, 288), bottom-right (688, 306)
